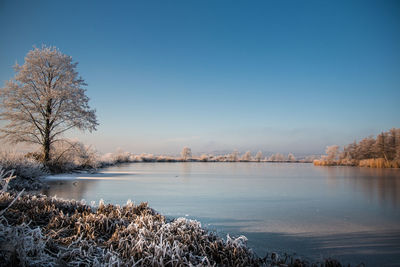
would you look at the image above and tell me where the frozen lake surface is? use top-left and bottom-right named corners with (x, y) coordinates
top-left (42, 163), bottom-right (400, 266)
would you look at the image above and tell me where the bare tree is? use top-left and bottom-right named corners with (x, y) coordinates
top-left (181, 147), bottom-right (192, 161)
top-left (0, 46), bottom-right (98, 163)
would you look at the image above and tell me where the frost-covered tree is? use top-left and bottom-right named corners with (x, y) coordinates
top-left (344, 141), bottom-right (358, 160)
top-left (373, 133), bottom-right (387, 160)
top-left (181, 147), bottom-right (192, 161)
top-left (268, 153), bottom-right (285, 161)
top-left (255, 151), bottom-right (263, 162)
top-left (393, 128), bottom-right (400, 161)
top-left (386, 128), bottom-right (397, 160)
top-left (0, 46), bottom-right (98, 163)
top-left (325, 145), bottom-right (339, 162)
top-left (228, 150), bottom-right (239, 162)
top-left (287, 153), bottom-right (296, 161)
top-left (241, 151), bottom-right (252, 161)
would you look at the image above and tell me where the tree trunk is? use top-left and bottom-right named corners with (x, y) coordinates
top-left (43, 135), bottom-right (50, 163)
top-left (43, 100), bottom-right (52, 163)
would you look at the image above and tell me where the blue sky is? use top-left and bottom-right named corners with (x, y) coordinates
top-left (0, 0), bottom-right (399, 155)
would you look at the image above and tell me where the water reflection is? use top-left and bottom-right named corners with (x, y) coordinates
top-left (319, 167), bottom-right (400, 208)
top-left (181, 162), bottom-right (192, 179)
top-left (42, 179), bottom-right (97, 201)
top-left (242, 230), bottom-right (400, 266)
top-left (42, 171), bottom-right (133, 200)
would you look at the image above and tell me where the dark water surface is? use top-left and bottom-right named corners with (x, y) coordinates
top-left (42, 163), bottom-right (400, 266)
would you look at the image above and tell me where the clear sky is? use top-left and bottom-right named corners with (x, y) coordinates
top-left (0, 0), bottom-right (399, 155)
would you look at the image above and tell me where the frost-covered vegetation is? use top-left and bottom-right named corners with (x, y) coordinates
top-left (47, 140), bottom-right (100, 172)
top-left (0, 151), bottom-right (46, 180)
top-left (0, 152), bottom-right (46, 191)
top-left (314, 128), bottom-right (400, 168)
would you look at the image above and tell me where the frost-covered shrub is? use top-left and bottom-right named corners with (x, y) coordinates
top-left (287, 153), bottom-right (296, 162)
top-left (48, 140), bottom-right (100, 172)
top-left (255, 151), bottom-right (263, 162)
top-left (0, 220), bottom-right (58, 266)
top-left (111, 149), bottom-right (132, 163)
top-left (139, 153), bottom-right (156, 162)
top-left (240, 151), bottom-right (252, 162)
top-left (100, 149), bottom-right (134, 165)
top-left (268, 153), bottom-right (286, 162)
top-left (228, 150), bottom-right (239, 162)
top-left (0, 151), bottom-right (46, 179)
top-left (200, 154), bottom-right (209, 162)
top-left (155, 155), bottom-right (177, 162)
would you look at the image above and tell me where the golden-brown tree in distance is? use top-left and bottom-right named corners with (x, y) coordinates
top-left (0, 46), bottom-right (98, 163)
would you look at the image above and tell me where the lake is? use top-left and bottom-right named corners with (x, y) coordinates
top-left (42, 163), bottom-right (400, 266)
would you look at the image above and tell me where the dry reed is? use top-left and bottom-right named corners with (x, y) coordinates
top-left (314, 158), bottom-right (400, 168)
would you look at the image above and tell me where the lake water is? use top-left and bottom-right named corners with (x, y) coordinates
top-left (42, 163), bottom-right (400, 266)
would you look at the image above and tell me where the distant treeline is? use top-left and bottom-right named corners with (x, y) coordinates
top-left (101, 149), bottom-right (314, 164)
top-left (314, 128), bottom-right (400, 168)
